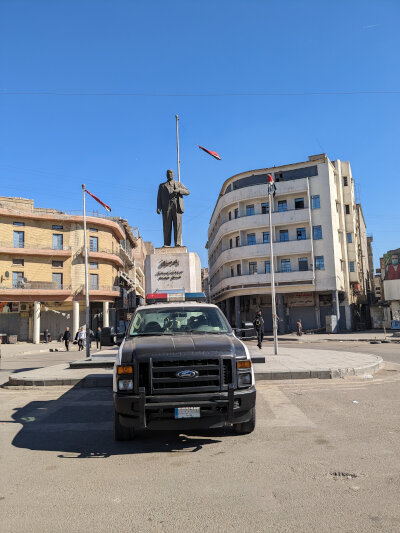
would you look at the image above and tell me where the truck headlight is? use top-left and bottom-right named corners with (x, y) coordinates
top-left (118, 379), bottom-right (133, 391)
top-left (237, 373), bottom-right (252, 388)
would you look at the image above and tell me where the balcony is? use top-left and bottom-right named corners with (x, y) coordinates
top-left (208, 208), bottom-right (310, 254)
top-left (0, 281), bottom-right (73, 301)
top-left (211, 269), bottom-right (314, 298)
top-left (83, 248), bottom-right (124, 268)
top-left (0, 242), bottom-right (72, 257)
top-left (210, 239), bottom-right (312, 276)
top-left (80, 285), bottom-right (121, 299)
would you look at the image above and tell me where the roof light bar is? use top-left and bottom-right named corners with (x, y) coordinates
top-left (146, 291), bottom-right (207, 304)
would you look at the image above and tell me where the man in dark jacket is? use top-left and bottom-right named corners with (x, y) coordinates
top-left (157, 169), bottom-right (190, 247)
top-left (62, 327), bottom-right (71, 351)
top-left (253, 310), bottom-right (265, 349)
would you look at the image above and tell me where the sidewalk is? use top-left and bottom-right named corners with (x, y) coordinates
top-left (250, 330), bottom-right (398, 343)
top-left (3, 344), bottom-right (383, 387)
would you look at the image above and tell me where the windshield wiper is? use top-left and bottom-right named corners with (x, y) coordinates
top-left (130, 332), bottom-right (173, 337)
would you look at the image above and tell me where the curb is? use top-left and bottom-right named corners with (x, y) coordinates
top-left (4, 357), bottom-right (384, 388)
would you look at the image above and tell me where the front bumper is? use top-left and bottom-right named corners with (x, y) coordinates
top-left (114, 386), bottom-right (256, 431)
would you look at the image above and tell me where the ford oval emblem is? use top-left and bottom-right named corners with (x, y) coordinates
top-left (176, 370), bottom-right (198, 378)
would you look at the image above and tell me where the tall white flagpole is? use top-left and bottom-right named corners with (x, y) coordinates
top-left (268, 186), bottom-right (278, 355)
top-left (82, 184), bottom-right (91, 358)
top-left (175, 114), bottom-right (181, 182)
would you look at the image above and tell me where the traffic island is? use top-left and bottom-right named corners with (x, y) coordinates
top-left (3, 346), bottom-right (383, 388)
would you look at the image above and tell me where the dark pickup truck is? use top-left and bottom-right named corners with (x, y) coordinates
top-left (113, 301), bottom-right (256, 440)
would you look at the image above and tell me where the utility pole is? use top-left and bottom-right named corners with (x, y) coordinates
top-left (82, 184), bottom-right (91, 358)
top-left (267, 176), bottom-right (278, 355)
top-left (175, 114), bottom-right (181, 182)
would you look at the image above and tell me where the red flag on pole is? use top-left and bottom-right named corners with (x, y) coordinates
top-left (85, 189), bottom-right (111, 212)
top-left (198, 145), bottom-right (221, 160)
top-left (267, 174), bottom-right (276, 197)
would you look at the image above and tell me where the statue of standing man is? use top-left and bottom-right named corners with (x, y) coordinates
top-left (157, 169), bottom-right (190, 247)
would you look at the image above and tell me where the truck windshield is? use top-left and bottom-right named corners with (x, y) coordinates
top-left (129, 306), bottom-right (232, 336)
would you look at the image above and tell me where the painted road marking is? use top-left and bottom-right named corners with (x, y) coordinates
top-left (257, 387), bottom-right (316, 428)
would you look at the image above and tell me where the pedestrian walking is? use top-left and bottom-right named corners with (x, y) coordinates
top-left (62, 327), bottom-right (71, 351)
top-left (43, 328), bottom-right (49, 343)
top-left (96, 326), bottom-right (102, 350)
top-left (253, 310), bottom-right (264, 349)
top-left (296, 318), bottom-right (303, 336)
top-left (77, 327), bottom-right (86, 351)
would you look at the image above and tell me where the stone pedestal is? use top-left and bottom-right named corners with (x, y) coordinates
top-left (145, 246), bottom-right (201, 295)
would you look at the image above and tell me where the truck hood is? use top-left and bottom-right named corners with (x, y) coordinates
top-left (120, 334), bottom-right (247, 363)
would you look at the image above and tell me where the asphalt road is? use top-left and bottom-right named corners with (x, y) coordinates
top-left (1, 367), bottom-right (400, 532)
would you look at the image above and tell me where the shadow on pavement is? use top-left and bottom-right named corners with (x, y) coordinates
top-left (10, 386), bottom-right (225, 458)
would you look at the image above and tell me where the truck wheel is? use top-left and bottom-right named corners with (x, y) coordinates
top-left (114, 411), bottom-right (135, 441)
top-left (233, 407), bottom-right (256, 435)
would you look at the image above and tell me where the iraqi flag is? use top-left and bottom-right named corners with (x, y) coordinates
top-left (267, 174), bottom-right (276, 197)
top-left (86, 189), bottom-right (111, 212)
top-left (198, 145), bottom-right (221, 160)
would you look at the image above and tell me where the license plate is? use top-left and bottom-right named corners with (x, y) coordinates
top-left (175, 407), bottom-right (200, 419)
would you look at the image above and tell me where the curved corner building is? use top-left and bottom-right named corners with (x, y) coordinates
top-left (207, 154), bottom-right (373, 333)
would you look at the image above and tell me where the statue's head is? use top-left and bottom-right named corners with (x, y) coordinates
top-left (166, 169), bottom-right (174, 181)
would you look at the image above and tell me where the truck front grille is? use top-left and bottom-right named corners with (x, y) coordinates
top-left (151, 358), bottom-right (221, 394)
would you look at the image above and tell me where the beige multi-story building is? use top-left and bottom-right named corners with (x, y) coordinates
top-left (207, 154), bottom-right (372, 332)
top-left (0, 196), bottom-right (149, 342)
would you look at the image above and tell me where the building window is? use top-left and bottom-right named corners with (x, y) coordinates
top-left (297, 228), bottom-right (306, 240)
top-left (236, 263), bottom-right (241, 276)
top-left (280, 259), bottom-right (291, 272)
top-left (12, 271), bottom-right (24, 287)
top-left (231, 267), bottom-right (234, 277)
top-left (295, 198), bottom-right (304, 210)
top-left (52, 225), bottom-right (63, 230)
top-left (315, 256), bottom-right (325, 270)
top-left (228, 211), bottom-right (232, 221)
top-left (261, 202), bottom-right (269, 214)
top-left (347, 233), bottom-right (352, 243)
top-left (13, 231), bottom-right (24, 248)
top-left (235, 236), bottom-right (240, 247)
top-left (89, 236), bottom-right (98, 252)
top-left (89, 228), bottom-right (98, 232)
top-left (52, 234), bottom-right (63, 250)
top-left (298, 257), bottom-right (308, 271)
top-left (264, 261), bottom-right (271, 273)
top-left (263, 232), bottom-right (270, 243)
top-left (246, 204), bottom-right (255, 216)
top-left (349, 261), bottom-right (355, 272)
top-left (345, 204), bottom-right (350, 214)
top-left (52, 260), bottom-right (63, 268)
top-left (230, 238), bottom-right (233, 249)
top-left (13, 221), bottom-right (25, 226)
top-left (247, 233), bottom-right (256, 245)
top-left (234, 208), bottom-right (239, 219)
top-left (311, 195), bottom-right (320, 209)
top-left (12, 258), bottom-right (24, 266)
top-left (278, 200), bottom-right (287, 212)
top-left (89, 273), bottom-right (99, 289)
top-left (52, 272), bottom-right (63, 288)
top-left (280, 230), bottom-right (289, 242)
top-left (343, 176), bottom-right (348, 186)
top-left (313, 225), bottom-right (322, 240)
top-left (249, 261), bottom-right (257, 275)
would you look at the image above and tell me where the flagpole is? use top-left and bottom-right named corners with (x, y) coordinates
top-left (175, 114), bottom-right (181, 182)
top-left (268, 188), bottom-right (278, 355)
top-left (82, 184), bottom-right (91, 358)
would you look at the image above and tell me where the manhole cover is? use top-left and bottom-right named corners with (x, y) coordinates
top-left (331, 471), bottom-right (357, 480)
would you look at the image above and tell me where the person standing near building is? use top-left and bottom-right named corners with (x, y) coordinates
top-left (62, 327), bottom-right (71, 351)
top-left (253, 310), bottom-right (264, 349)
top-left (77, 327), bottom-right (86, 351)
top-left (96, 326), bottom-right (102, 350)
top-left (296, 319), bottom-right (303, 336)
top-left (43, 328), bottom-right (49, 343)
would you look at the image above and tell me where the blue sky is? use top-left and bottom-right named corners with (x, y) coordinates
top-left (1, 0), bottom-right (399, 268)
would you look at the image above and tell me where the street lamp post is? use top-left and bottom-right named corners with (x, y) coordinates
top-left (82, 184), bottom-right (91, 358)
top-left (267, 175), bottom-right (278, 355)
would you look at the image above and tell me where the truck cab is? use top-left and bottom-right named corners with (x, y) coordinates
top-left (113, 292), bottom-right (256, 440)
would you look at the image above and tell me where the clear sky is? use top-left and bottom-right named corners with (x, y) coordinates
top-left (1, 0), bottom-right (399, 268)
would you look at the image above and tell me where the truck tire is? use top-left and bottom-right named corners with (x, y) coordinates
top-left (233, 407), bottom-right (256, 435)
top-left (114, 411), bottom-right (135, 441)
